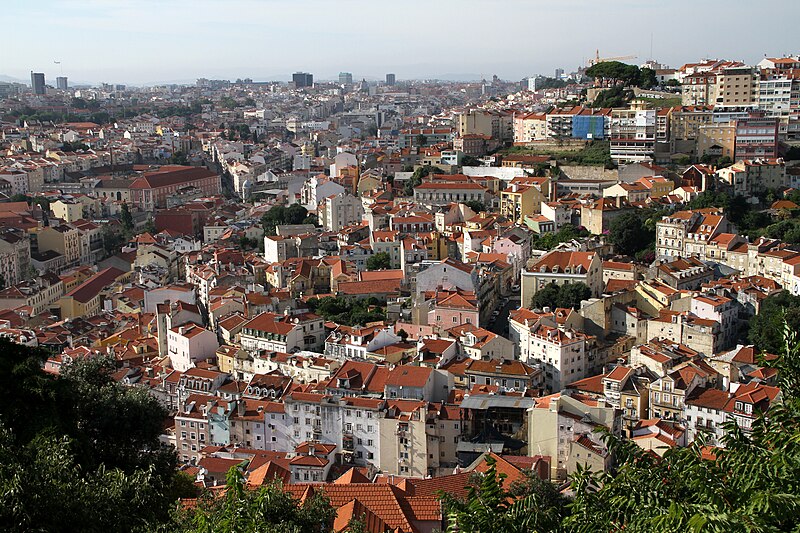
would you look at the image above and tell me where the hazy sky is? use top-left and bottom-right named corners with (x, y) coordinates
top-left (6, 0), bottom-right (800, 85)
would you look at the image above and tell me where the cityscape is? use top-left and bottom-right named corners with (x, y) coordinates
top-left (3, 2), bottom-right (800, 532)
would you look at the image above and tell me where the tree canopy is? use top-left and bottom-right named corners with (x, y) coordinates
top-left (0, 341), bottom-right (178, 531)
top-left (531, 282), bottom-right (592, 310)
top-left (609, 210), bottom-right (654, 257)
top-left (366, 252), bottom-right (391, 271)
top-left (306, 296), bottom-right (386, 326)
top-left (261, 203), bottom-right (309, 236)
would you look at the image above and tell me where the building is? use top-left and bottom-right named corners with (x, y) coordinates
top-left (338, 72), bottom-right (353, 84)
top-left (717, 159), bottom-right (786, 196)
top-left (609, 108), bottom-right (656, 163)
top-left (528, 391), bottom-right (621, 480)
top-left (239, 311), bottom-right (325, 353)
top-left (30, 72), bottom-right (45, 95)
top-left (655, 208), bottom-right (733, 259)
top-left (167, 322), bottom-right (220, 372)
top-left (292, 72), bottom-right (313, 88)
top-left (414, 182), bottom-right (487, 207)
top-left (320, 193), bottom-right (364, 232)
top-left (521, 251), bottom-right (603, 306)
top-left (129, 166), bottom-right (221, 211)
top-left (56, 76), bottom-right (68, 90)
top-left (386, 73), bottom-right (396, 86)
top-left (735, 114), bottom-right (779, 160)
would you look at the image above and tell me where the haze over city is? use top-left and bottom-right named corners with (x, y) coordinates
top-left (5, 0), bottom-right (800, 84)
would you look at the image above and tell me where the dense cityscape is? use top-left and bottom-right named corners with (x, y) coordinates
top-left (4, 16), bottom-right (800, 531)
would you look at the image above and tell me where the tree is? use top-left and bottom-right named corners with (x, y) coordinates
top-left (175, 469), bottom-right (336, 532)
top-left (120, 202), bottom-right (134, 233)
top-left (748, 291), bottom-right (800, 354)
top-left (531, 282), bottom-right (591, 310)
top-left (170, 151), bottom-right (189, 165)
top-left (306, 296), bottom-right (386, 327)
top-left (609, 211), bottom-right (654, 256)
top-left (464, 200), bottom-right (485, 213)
top-left (585, 61), bottom-right (641, 86)
top-left (0, 341), bottom-right (177, 530)
top-left (416, 133), bottom-right (427, 146)
top-left (441, 457), bottom-right (563, 533)
top-left (260, 203), bottom-right (309, 236)
top-left (366, 252), bottom-right (391, 271)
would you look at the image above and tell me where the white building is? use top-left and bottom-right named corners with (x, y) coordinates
top-left (167, 322), bottom-right (220, 372)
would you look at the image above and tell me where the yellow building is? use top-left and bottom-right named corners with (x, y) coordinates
top-left (50, 200), bottom-right (84, 223)
top-left (37, 224), bottom-right (82, 268)
top-left (500, 176), bottom-right (550, 223)
top-left (59, 267), bottom-right (128, 319)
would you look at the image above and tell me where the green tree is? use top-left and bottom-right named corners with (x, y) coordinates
top-left (0, 341), bottom-right (177, 530)
top-left (464, 200), bottom-right (485, 213)
top-left (366, 252), bottom-right (391, 271)
top-left (120, 202), bottom-right (134, 233)
top-left (609, 211), bottom-right (654, 256)
top-left (531, 282), bottom-right (591, 310)
top-left (442, 457), bottom-right (563, 533)
top-left (748, 291), bottom-right (800, 354)
top-left (170, 151), bottom-right (189, 165)
top-left (566, 324), bottom-right (800, 533)
top-left (585, 61), bottom-right (641, 86)
top-left (175, 469), bottom-right (335, 532)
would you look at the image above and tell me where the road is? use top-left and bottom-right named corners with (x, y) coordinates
top-left (487, 294), bottom-right (521, 337)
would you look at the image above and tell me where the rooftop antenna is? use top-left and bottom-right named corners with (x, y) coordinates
top-left (54, 60), bottom-right (63, 76)
top-left (649, 33), bottom-right (654, 61)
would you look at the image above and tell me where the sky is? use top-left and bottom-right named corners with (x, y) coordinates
top-left (5, 0), bottom-right (800, 85)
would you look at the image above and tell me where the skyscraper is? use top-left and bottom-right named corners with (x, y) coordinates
top-left (386, 73), bottom-right (396, 86)
top-left (554, 68), bottom-right (565, 79)
top-left (30, 72), bottom-right (45, 95)
top-left (338, 72), bottom-right (353, 84)
top-left (292, 72), bottom-right (313, 88)
top-left (56, 76), bottom-right (68, 90)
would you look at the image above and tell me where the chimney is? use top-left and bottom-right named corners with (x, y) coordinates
top-left (179, 326), bottom-right (186, 335)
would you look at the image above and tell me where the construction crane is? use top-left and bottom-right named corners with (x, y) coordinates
top-left (588, 50), bottom-right (637, 67)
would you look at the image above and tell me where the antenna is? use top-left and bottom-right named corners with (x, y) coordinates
top-left (54, 60), bottom-right (63, 76)
top-left (650, 33), bottom-right (654, 61)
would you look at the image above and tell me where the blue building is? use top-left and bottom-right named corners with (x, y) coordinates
top-left (572, 114), bottom-right (606, 140)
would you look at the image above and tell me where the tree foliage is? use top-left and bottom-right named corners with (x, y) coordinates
top-left (0, 341), bottom-right (176, 531)
top-left (447, 324), bottom-right (800, 532)
top-left (120, 202), bottom-right (134, 234)
top-left (366, 252), bottom-right (391, 271)
top-left (748, 291), bottom-right (800, 354)
top-left (442, 457), bottom-right (564, 533)
top-left (531, 224), bottom-right (590, 251)
top-left (531, 282), bottom-right (592, 311)
top-left (609, 210), bottom-right (654, 256)
top-left (306, 296), bottom-right (386, 327)
top-left (175, 469), bottom-right (335, 533)
top-left (261, 204), bottom-right (309, 236)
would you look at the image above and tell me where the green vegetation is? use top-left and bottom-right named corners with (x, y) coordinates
top-left (0, 342), bottom-right (181, 531)
top-left (446, 324), bottom-right (800, 532)
top-left (531, 224), bottom-right (590, 251)
top-left (533, 77), bottom-right (568, 90)
top-left (175, 469), bottom-right (335, 533)
top-left (366, 252), bottom-right (391, 271)
top-left (120, 202), bottom-right (134, 234)
top-left (61, 141), bottom-right (91, 152)
top-left (403, 165), bottom-right (444, 196)
top-left (442, 458), bottom-right (567, 532)
top-left (592, 86), bottom-right (633, 108)
top-left (260, 203), bottom-right (309, 236)
top-left (503, 141), bottom-right (612, 167)
top-left (585, 61), bottom-right (656, 89)
top-left (609, 210), bottom-right (655, 257)
top-left (748, 291), bottom-right (800, 354)
top-left (464, 200), bottom-right (485, 213)
top-left (636, 96), bottom-right (683, 109)
top-left (170, 151), bottom-right (189, 165)
top-left (531, 281), bottom-right (592, 310)
top-left (306, 296), bottom-right (386, 326)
